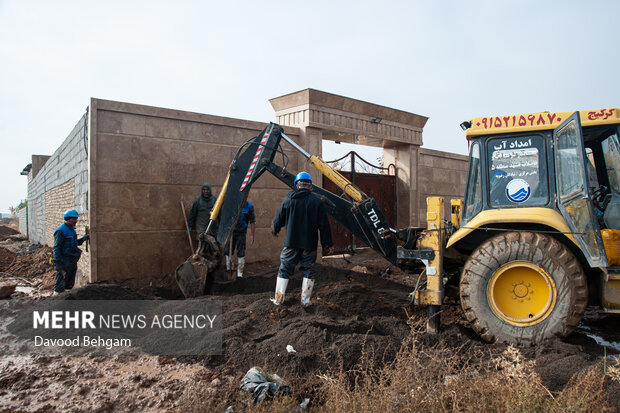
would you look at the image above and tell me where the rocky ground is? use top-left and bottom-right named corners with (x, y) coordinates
top-left (0, 224), bottom-right (619, 412)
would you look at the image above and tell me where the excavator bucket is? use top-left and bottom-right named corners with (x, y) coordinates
top-left (175, 258), bottom-right (209, 298)
top-left (175, 123), bottom-right (284, 298)
top-left (175, 233), bottom-right (222, 298)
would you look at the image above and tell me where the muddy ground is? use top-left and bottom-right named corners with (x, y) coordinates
top-left (0, 225), bottom-right (619, 411)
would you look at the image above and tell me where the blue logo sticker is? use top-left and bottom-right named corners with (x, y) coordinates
top-left (505, 179), bottom-right (531, 203)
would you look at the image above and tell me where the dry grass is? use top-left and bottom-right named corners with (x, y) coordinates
top-left (177, 327), bottom-right (619, 413)
top-left (311, 330), bottom-right (618, 413)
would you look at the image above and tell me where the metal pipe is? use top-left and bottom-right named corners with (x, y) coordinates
top-left (427, 305), bottom-right (440, 334)
top-left (281, 132), bottom-right (311, 159)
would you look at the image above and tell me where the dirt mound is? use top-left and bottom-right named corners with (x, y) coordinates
top-left (190, 262), bottom-right (619, 399)
top-left (0, 246), bottom-right (16, 271)
top-left (0, 225), bottom-right (19, 241)
top-left (5, 246), bottom-right (52, 279)
top-left (200, 265), bottom-right (413, 379)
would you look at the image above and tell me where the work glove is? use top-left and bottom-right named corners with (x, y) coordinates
top-left (79, 234), bottom-right (89, 243)
top-left (270, 223), bottom-right (279, 237)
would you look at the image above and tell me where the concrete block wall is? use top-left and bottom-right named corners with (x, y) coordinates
top-left (27, 192), bottom-right (46, 243)
top-left (416, 148), bottom-right (469, 224)
top-left (18, 207), bottom-right (27, 236)
top-left (89, 99), bottom-right (302, 285)
top-left (25, 112), bottom-right (90, 280)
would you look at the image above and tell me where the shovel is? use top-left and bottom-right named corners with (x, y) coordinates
top-left (175, 176), bottom-right (230, 298)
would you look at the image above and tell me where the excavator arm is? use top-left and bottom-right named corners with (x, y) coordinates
top-left (176, 122), bottom-right (437, 301)
top-left (209, 122), bottom-right (398, 264)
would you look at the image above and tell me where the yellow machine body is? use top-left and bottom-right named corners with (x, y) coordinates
top-left (601, 229), bottom-right (620, 267)
top-left (465, 108), bottom-right (620, 138)
top-left (447, 207), bottom-right (578, 248)
top-left (414, 197), bottom-right (445, 306)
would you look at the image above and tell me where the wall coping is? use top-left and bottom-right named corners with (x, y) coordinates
top-left (93, 98), bottom-right (300, 135)
top-left (269, 89), bottom-right (428, 129)
top-left (419, 146), bottom-right (469, 161)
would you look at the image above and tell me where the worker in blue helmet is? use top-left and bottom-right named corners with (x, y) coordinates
top-left (52, 209), bottom-right (89, 295)
top-left (270, 171), bottom-right (334, 307)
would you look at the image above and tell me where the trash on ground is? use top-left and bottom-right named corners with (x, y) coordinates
top-left (239, 367), bottom-right (291, 404)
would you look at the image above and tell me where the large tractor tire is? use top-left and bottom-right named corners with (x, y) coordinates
top-left (460, 231), bottom-right (587, 345)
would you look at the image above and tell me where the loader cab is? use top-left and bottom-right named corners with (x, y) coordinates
top-left (448, 109), bottom-right (620, 344)
top-left (456, 109), bottom-right (620, 271)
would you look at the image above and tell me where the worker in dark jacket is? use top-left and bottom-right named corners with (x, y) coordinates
top-left (270, 172), bottom-right (334, 307)
top-left (53, 209), bottom-right (89, 295)
top-left (188, 182), bottom-right (217, 239)
top-left (225, 200), bottom-right (256, 278)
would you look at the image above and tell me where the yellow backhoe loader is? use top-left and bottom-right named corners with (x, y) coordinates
top-left (176, 108), bottom-right (620, 345)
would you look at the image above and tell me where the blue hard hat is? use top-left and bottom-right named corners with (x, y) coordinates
top-left (294, 171), bottom-right (312, 185)
top-left (63, 209), bottom-right (79, 219)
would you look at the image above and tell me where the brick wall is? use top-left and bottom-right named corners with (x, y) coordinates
top-left (43, 179), bottom-right (90, 286)
top-left (45, 180), bottom-right (75, 246)
top-left (25, 111), bottom-right (90, 282)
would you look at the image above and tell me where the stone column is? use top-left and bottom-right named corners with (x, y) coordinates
top-left (384, 143), bottom-right (420, 228)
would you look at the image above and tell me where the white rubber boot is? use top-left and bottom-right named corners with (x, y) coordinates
top-left (225, 255), bottom-right (231, 271)
top-left (301, 278), bottom-right (315, 307)
top-left (270, 277), bottom-right (288, 306)
top-left (237, 257), bottom-right (245, 278)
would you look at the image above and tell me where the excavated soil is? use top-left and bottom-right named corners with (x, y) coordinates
top-left (0, 225), bottom-right (19, 241)
top-left (3, 246), bottom-right (53, 279)
top-left (203, 266), bottom-right (414, 379)
top-left (1, 246), bottom-right (619, 411)
top-left (0, 240), bottom-right (54, 297)
top-left (199, 264), bottom-right (619, 397)
top-left (0, 246), bottom-right (16, 271)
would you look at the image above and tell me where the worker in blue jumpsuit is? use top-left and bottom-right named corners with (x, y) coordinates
top-left (53, 209), bottom-right (89, 295)
top-left (225, 200), bottom-right (256, 278)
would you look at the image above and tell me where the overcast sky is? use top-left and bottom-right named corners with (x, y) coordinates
top-left (1, 1), bottom-right (619, 213)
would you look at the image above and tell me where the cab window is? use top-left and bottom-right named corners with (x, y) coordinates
top-left (463, 142), bottom-right (482, 223)
top-left (585, 148), bottom-right (599, 189)
top-left (556, 127), bottom-right (586, 200)
top-left (487, 135), bottom-right (548, 207)
top-left (602, 133), bottom-right (620, 193)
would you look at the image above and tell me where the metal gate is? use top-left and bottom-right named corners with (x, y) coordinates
top-left (322, 151), bottom-right (396, 254)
